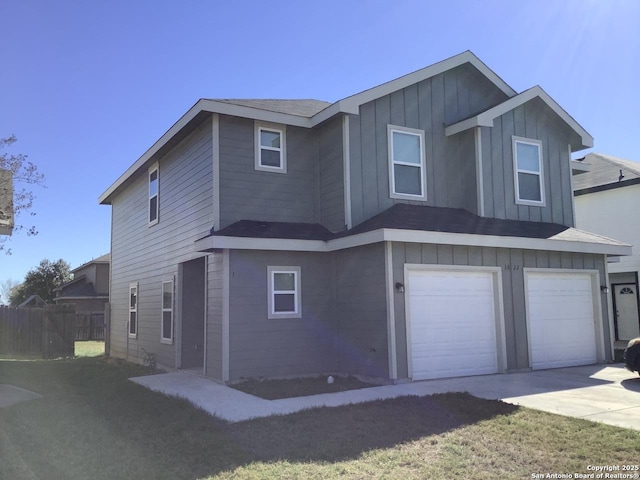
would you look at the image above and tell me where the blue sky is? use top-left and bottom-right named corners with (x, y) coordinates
top-left (1, 0), bottom-right (639, 290)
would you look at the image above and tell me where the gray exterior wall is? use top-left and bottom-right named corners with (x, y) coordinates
top-left (336, 243), bottom-right (388, 378)
top-left (205, 251), bottom-right (224, 380)
top-left (227, 249), bottom-right (338, 380)
top-left (348, 63), bottom-right (508, 226)
top-left (318, 117), bottom-right (345, 232)
top-left (480, 97), bottom-right (575, 226)
top-left (109, 118), bottom-right (213, 367)
top-left (390, 242), bottom-right (611, 379)
top-left (218, 116), bottom-right (319, 228)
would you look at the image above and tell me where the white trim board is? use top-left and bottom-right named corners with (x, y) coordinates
top-left (194, 227), bottom-right (631, 257)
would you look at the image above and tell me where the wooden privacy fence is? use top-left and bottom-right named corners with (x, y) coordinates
top-left (75, 312), bottom-right (105, 341)
top-left (0, 304), bottom-right (76, 358)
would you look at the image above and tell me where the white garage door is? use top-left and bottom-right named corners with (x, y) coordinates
top-left (526, 272), bottom-right (598, 370)
top-left (408, 269), bottom-right (499, 380)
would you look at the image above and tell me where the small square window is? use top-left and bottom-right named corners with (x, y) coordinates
top-left (513, 137), bottom-right (545, 206)
top-left (388, 125), bottom-right (426, 200)
top-left (255, 123), bottom-right (287, 173)
top-left (268, 267), bottom-right (301, 319)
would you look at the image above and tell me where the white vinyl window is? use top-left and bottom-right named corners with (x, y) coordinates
top-left (255, 122), bottom-right (287, 173)
top-left (267, 266), bottom-right (301, 319)
top-left (513, 137), bottom-right (545, 206)
top-left (161, 280), bottom-right (173, 344)
top-left (129, 283), bottom-right (138, 338)
top-left (388, 125), bottom-right (426, 199)
top-left (148, 164), bottom-right (159, 225)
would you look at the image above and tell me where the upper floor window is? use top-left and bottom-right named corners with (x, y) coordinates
top-left (149, 164), bottom-right (159, 225)
top-left (129, 283), bottom-right (138, 338)
top-left (267, 266), bottom-right (301, 319)
top-left (255, 122), bottom-right (287, 173)
top-left (513, 137), bottom-right (545, 206)
top-left (388, 125), bottom-right (426, 200)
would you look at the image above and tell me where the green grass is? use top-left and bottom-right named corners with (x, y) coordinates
top-left (231, 375), bottom-right (376, 399)
top-left (74, 341), bottom-right (105, 357)
top-left (1, 357), bottom-right (638, 480)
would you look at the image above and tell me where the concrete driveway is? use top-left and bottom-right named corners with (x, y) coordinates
top-left (131, 363), bottom-right (640, 430)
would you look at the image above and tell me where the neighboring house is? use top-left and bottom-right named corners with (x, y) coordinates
top-left (99, 51), bottom-right (629, 384)
top-left (574, 153), bottom-right (640, 342)
top-left (54, 253), bottom-right (110, 313)
top-left (0, 168), bottom-right (13, 235)
top-left (54, 254), bottom-right (110, 340)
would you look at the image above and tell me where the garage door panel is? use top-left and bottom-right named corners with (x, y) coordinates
top-left (527, 272), bottom-right (598, 370)
top-left (408, 269), bottom-right (499, 381)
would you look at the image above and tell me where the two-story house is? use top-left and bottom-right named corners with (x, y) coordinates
top-left (99, 51), bottom-right (629, 384)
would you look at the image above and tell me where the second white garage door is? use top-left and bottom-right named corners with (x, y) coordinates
top-left (526, 271), bottom-right (599, 370)
top-left (407, 269), bottom-right (500, 381)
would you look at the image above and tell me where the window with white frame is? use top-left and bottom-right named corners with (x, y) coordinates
top-left (388, 125), bottom-right (426, 199)
top-left (148, 164), bottom-right (159, 225)
top-left (255, 123), bottom-right (287, 173)
top-left (129, 283), bottom-right (138, 338)
top-left (267, 266), bottom-right (301, 319)
top-left (161, 280), bottom-right (173, 344)
top-left (513, 137), bottom-right (545, 205)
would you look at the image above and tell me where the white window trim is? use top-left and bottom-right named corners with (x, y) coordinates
top-left (388, 125), bottom-right (427, 200)
top-left (161, 280), bottom-right (174, 344)
top-left (255, 122), bottom-right (287, 173)
top-left (512, 136), bottom-right (545, 206)
top-left (267, 266), bottom-right (301, 319)
top-left (148, 163), bottom-right (159, 226)
top-left (129, 282), bottom-right (138, 339)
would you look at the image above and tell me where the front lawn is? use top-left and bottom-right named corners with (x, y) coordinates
top-left (0, 357), bottom-right (638, 480)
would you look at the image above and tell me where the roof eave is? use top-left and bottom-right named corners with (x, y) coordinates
top-left (445, 86), bottom-right (594, 150)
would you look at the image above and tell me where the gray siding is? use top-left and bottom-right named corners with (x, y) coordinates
top-left (109, 119), bottom-right (213, 367)
top-left (219, 116), bottom-right (319, 228)
top-left (336, 243), bottom-right (388, 378)
top-left (206, 252), bottom-right (224, 380)
top-left (480, 98), bottom-right (575, 226)
top-left (349, 63), bottom-right (508, 226)
top-left (318, 117), bottom-right (345, 231)
top-left (391, 242), bottom-right (610, 379)
top-left (227, 250), bottom-right (338, 380)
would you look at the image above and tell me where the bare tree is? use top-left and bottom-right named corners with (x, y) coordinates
top-left (0, 135), bottom-right (45, 254)
top-left (0, 278), bottom-right (19, 304)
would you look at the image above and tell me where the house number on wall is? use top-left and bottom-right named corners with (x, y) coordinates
top-left (503, 264), bottom-right (521, 271)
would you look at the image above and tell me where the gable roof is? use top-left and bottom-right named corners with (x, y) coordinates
top-left (71, 253), bottom-right (111, 274)
top-left (99, 51), bottom-right (517, 204)
top-left (573, 153), bottom-right (640, 194)
top-left (445, 85), bottom-right (593, 150)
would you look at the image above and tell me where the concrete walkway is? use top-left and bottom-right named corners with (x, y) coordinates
top-left (130, 364), bottom-right (640, 430)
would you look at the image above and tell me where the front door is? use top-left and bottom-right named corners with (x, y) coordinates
top-left (614, 284), bottom-right (640, 341)
top-left (179, 257), bottom-right (206, 370)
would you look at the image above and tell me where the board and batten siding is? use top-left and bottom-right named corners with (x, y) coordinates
top-left (391, 242), bottom-right (610, 379)
top-left (348, 63), bottom-right (508, 226)
top-left (336, 243), bottom-right (389, 378)
top-left (218, 115), bottom-right (320, 229)
top-left (480, 97), bottom-right (575, 226)
top-left (227, 250), bottom-right (338, 380)
top-left (318, 116), bottom-right (345, 232)
top-left (109, 119), bottom-right (214, 367)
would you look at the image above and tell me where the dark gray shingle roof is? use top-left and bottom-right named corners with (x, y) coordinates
top-left (207, 99), bottom-right (332, 118)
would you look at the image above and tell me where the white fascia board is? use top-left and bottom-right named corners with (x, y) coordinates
top-left (99, 100), bottom-right (207, 204)
top-left (199, 100), bottom-right (314, 128)
top-left (195, 227), bottom-right (630, 257)
top-left (445, 86), bottom-right (594, 149)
